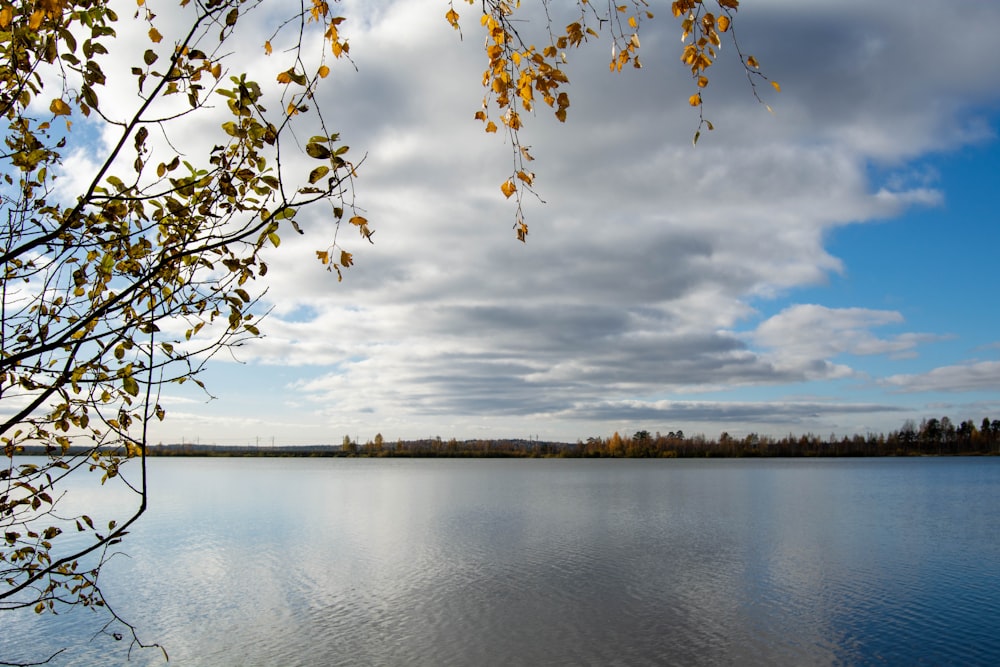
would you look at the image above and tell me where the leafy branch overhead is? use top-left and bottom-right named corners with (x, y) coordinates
top-left (0, 0), bottom-right (364, 645)
top-left (446, 0), bottom-right (777, 241)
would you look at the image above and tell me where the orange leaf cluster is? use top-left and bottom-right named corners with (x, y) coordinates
top-left (325, 17), bottom-right (349, 58)
top-left (445, 0), bottom-right (773, 241)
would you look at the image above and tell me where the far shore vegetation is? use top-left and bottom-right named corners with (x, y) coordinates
top-left (15, 416), bottom-right (1000, 459)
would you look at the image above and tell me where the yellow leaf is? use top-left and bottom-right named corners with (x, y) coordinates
top-left (485, 121), bottom-right (498, 133)
top-left (628, 16), bottom-right (637, 28)
top-left (771, 80), bottom-right (781, 92)
top-left (28, 9), bottom-right (44, 29)
top-left (445, 8), bottom-right (460, 29)
top-left (516, 221), bottom-right (528, 242)
top-left (148, 27), bottom-right (162, 43)
top-left (318, 65), bottom-right (330, 78)
top-left (277, 71), bottom-right (292, 84)
top-left (41, 0), bottom-right (66, 17)
top-left (0, 6), bottom-right (13, 29)
top-left (688, 93), bottom-right (701, 106)
top-left (49, 98), bottom-right (72, 116)
top-left (746, 55), bottom-right (759, 68)
top-left (349, 215), bottom-right (367, 227)
top-left (340, 250), bottom-right (353, 267)
top-left (717, 15), bottom-right (730, 32)
top-left (500, 179), bottom-right (516, 199)
top-left (122, 376), bottom-right (139, 397)
top-left (264, 41), bottom-right (273, 55)
top-left (316, 250), bottom-right (330, 265)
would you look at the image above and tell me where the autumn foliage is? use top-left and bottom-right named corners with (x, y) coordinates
top-left (0, 0), bottom-right (365, 646)
top-left (450, 0), bottom-right (775, 239)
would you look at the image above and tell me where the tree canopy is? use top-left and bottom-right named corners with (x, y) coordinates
top-left (0, 0), bottom-right (771, 659)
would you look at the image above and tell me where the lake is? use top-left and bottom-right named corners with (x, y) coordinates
top-left (6, 457), bottom-right (1000, 665)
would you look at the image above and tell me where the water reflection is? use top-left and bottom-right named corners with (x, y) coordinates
top-left (6, 457), bottom-right (1000, 666)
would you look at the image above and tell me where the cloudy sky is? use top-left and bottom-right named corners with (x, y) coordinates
top-left (136, 0), bottom-right (1000, 446)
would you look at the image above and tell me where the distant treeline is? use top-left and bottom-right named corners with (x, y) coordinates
top-left (13, 416), bottom-right (999, 459)
top-left (134, 415), bottom-right (1000, 458)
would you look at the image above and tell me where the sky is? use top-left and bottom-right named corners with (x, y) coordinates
top-left (115, 0), bottom-right (1000, 446)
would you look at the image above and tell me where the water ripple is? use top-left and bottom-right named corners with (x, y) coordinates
top-left (11, 457), bottom-right (1000, 667)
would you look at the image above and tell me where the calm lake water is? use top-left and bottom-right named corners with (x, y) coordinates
top-left (6, 457), bottom-right (1000, 666)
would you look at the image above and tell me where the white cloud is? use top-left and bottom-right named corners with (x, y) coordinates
top-left (750, 304), bottom-right (935, 365)
top-left (883, 361), bottom-right (1000, 394)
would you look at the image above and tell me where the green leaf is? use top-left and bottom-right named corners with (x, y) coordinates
top-left (309, 165), bottom-right (330, 184)
top-left (305, 143), bottom-right (331, 160)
